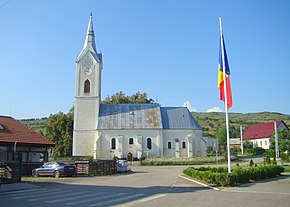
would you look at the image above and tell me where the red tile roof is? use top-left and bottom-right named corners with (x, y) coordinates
top-left (0, 116), bottom-right (54, 146)
top-left (243, 120), bottom-right (284, 140)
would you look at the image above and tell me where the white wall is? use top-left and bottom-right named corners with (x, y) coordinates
top-left (249, 137), bottom-right (270, 150)
top-left (97, 129), bottom-right (163, 159)
top-left (163, 129), bottom-right (203, 157)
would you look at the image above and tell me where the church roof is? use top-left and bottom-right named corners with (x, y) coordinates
top-left (97, 104), bottom-right (202, 130)
top-left (98, 104), bottom-right (163, 129)
top-left (160, 107), bottom-right (202, 129)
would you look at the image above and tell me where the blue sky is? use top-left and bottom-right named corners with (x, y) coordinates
top-left (1, 0), bottom-right (290, 119)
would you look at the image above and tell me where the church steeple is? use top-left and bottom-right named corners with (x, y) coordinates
top-left (83, 13), bottom-right (96, 51)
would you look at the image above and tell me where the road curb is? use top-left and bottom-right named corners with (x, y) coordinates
top-left (179, 174), bottom-right (220, 191)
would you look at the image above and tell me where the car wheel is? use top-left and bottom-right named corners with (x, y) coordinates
top-left (54, 171), bottom-right (60, 178)
top-left (33, 171), bottom-right (39, 177)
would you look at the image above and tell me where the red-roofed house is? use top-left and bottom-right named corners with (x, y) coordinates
top-left (243, 120), bottom-right (289, 150)
top-left (0, 116), bottom-right (55, 163)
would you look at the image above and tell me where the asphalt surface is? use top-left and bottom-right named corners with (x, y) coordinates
top-left (1, 159), bottom-right (290, 207)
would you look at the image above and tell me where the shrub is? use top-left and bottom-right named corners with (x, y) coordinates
top-left (183, 165), bottom-right (284, 186)
top-left (249, 159), bottom-right (254, 166)
top-left (281, 153), bottom-right (289, 162)
top-left (252, 147), bottom-right (265, 155)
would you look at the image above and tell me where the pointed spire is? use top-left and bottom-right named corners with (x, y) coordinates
top-left (83, 13), bottom-right (96, 51)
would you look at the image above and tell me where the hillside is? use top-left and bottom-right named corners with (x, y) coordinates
top-left (192, 112), bottom-right (290, 137)
top-left (20, 117), bottom-right (48, 135)
top-left (20, 112), bottom-right (290, 138)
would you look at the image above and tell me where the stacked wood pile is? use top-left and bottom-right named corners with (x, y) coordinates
top-left (0, 161), bottom-right (21, 183)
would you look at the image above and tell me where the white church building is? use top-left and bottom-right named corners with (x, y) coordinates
top-left (73, 15), bottom-right (205, 160)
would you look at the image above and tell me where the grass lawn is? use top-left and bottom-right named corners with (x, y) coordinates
top-left (283, 165), bottom-right (290, 172)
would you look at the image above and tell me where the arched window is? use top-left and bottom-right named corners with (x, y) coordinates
top-left (84, 79), bottom-right (90, 93)
top-left (168, 142), bottom-right (172, 149)
top-left (111, 138), bottom-right (116, 150)
top-left (147, 138), bottom-right (152, 149)
top-left (129, 138), bottom-right (134, 145)
top-left (182, 141), bottom-right (186, 149)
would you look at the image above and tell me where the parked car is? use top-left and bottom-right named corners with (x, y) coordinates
top-left (32, 162), bottom-right (76, 178)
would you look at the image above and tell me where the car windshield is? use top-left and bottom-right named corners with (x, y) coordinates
top-left (57, 162), bottom-right (69, 166)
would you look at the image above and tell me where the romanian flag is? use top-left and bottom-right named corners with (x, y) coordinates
top-left (218, 34), bottom-right (232, 109)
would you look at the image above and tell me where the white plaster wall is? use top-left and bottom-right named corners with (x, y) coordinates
top-left (98, 129), bottom-right (163, 159)
top-left (163, 129), bottom-right (203, 157)
top-left (74, 98), bottom-right (99, 130)
top-left (73, 130), bottom-right (97, 156)
top-left (250, 138), bottom-right (270, 150)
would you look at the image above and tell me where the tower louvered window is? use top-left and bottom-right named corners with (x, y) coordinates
top-left (84, 79), bottom-right (90, 93)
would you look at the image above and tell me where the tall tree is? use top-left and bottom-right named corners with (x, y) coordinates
top-left (270, 130), bottom-right (290, 154)
top-left (45, 110), bottom-right (73, 157)
top-left (102, 91), bottom-right (154, 104)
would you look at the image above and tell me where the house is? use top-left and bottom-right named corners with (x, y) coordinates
top-left (73, 14), bottom-right (204, 160)
top-left (242, 120), bottom-right (289, 150)
top-left (0, 116), bottom-right (55, 163)
top-left (229, 138), bottom-right (241, 149)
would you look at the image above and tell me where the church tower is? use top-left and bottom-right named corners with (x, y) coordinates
top-left (73, 14), bottom-right (102, 156)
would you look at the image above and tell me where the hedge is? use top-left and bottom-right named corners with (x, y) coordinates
top-left (140, 157), bottom-right (225, 166)
top-left (183, 165), bottom-right (284, 186)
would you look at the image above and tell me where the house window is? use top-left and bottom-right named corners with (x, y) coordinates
top-left (129, 138), bottom-right (134, 145)
top-left (168, 142), bottom-right (172, 149)
top-left (111, 138), bottom-right (116, 150)
top-left (265, 140), bottom-right (267, 146)
top-left (147, 138), bottom-right (152, 149)
top-left (260, 141), bottom-right (262, 146)
top-left (84, 79), bottom-right (90, 93)
top-left (182, 141), bottom-right (186, 149)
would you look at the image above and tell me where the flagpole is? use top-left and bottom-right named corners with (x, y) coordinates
top-left (219, 17), bottom-right (231, 173)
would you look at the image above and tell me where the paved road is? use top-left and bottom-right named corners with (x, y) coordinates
top-left (1, 165), bottom-right (290, 207)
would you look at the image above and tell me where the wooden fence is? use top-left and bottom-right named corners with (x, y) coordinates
top-left (55, 160), bottom-right (117, 176)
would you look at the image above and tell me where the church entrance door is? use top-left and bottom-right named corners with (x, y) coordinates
top-left (127, 152), bottom-right (133, 161)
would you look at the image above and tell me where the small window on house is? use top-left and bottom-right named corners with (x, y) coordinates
top-left (84, 79), bottom-right (91, 93)
top-left (265, 140), bottom-right (267, 146)
top-left (168, 142), bottom-right (172, 149)
top-left (111, 138), bottom-right (116, 150)
top-left (129, 138), bottom-right (134, 145)
top-left (147, 138), bottom-right (152, 149)
top-left (260, 141), bottom-right (262, 146)
top-left (182, 141), bottom-right (186, 149)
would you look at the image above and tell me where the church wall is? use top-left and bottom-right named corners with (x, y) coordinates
top-left (73, 130), bottom-right (98, 156)
top-left (163, 129), bottom-right (203, 157)
top-left (193, 130), bottom-right (205, 156)
top-left (74, 98), bottom-right (98, 130)
top-left (97, 129), bottom-right (163, 159)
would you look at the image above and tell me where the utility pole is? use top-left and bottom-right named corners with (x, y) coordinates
top-left (240, 126), bottom-right (244, 155)
top-left (274, 121), bottom-right (279, 158)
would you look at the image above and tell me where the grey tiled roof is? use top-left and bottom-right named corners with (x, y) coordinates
top-left (97, 104), bottom-right (202, 130)
top-left (160, 107), bottom-right (202, 129)
top-left (98, 104), bottom-right (162, 129)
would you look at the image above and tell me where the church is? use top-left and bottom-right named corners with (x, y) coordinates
top-left (73, 15), bottom-right (205, 160)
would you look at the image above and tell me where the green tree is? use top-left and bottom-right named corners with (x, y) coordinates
top-left (216, 127), bottom-right (226, 151)
top-left (270, 130), bottom-right (290, 155)
top-left (102, 91), bottom-right (154, 104)
top-left (45, 110), bottom-right (73, 157)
